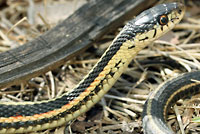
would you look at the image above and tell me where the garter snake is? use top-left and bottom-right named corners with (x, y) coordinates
top-left (0, 2), bottom-right (185, 133)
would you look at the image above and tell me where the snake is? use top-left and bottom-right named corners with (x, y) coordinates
top-left (0, 2), bottom-right (185, 134)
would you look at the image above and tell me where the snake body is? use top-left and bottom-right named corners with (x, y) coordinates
top-left (143, 72), bottom-right (200, 134)
top-left (0, 2), bottom-right (185, 133)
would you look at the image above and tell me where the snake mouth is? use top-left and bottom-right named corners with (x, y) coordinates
top-left (170, 2), bottom-right (185, 24)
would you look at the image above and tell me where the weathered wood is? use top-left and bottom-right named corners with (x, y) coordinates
top-left (0, 0), bottom-right (157, 88)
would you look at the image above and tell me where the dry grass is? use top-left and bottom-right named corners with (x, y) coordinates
top-left (1, 0), bottom-right (200, 134)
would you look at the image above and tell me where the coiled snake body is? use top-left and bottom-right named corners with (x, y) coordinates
top-left (0, 2), bottom-right (185, 133)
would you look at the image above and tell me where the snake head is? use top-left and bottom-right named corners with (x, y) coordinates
top-left (125, 2), bottom-right (185, 43)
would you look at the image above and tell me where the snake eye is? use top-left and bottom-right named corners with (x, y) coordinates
top-left (158, 15), bottom-right (169, 25)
